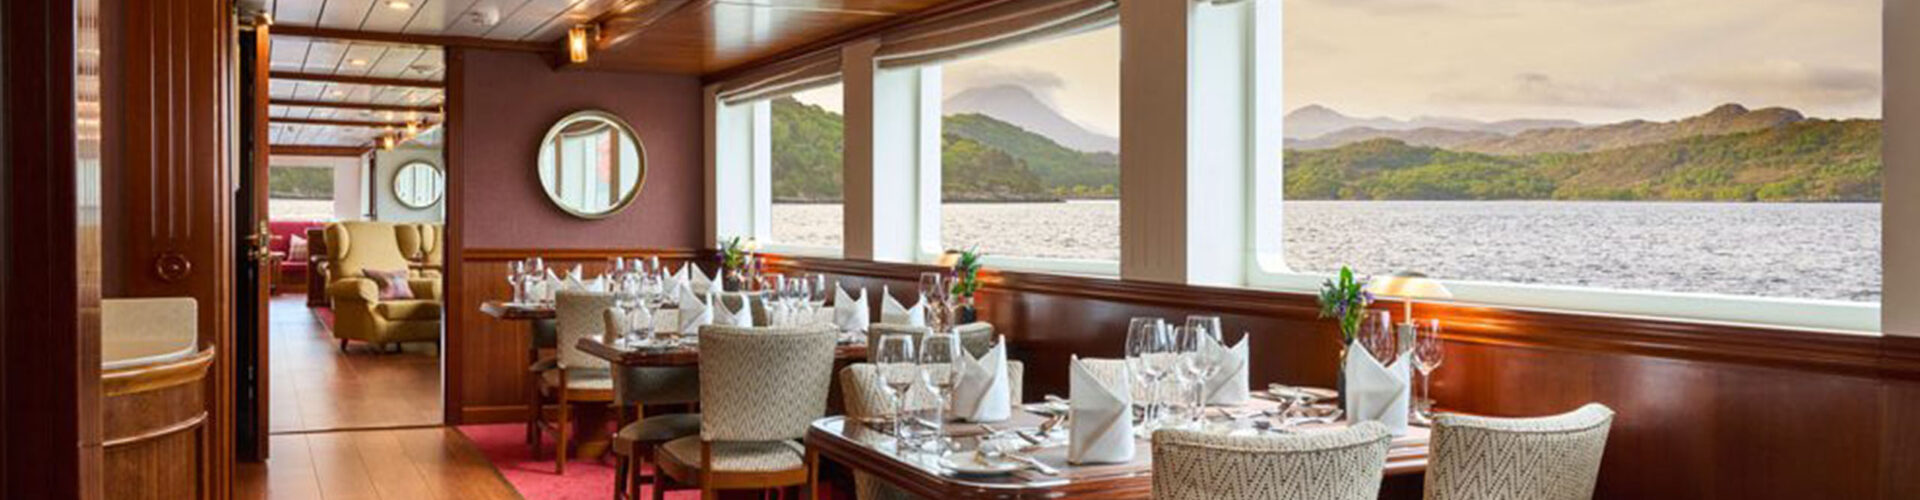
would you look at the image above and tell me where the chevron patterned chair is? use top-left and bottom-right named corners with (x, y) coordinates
top-left (837, 361), bottom-right (1026, 500)
top-left (654, 324), bottom-right (838, 500)
top-left (1424, 403), bottom-right (1616, 500)
top-left (1152, 421), bottom-right (1393, 500)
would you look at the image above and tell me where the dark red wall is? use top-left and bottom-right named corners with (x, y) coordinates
top-left (452, 48), bottom-right (704, 251)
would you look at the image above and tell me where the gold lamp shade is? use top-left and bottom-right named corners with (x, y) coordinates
top-left (1366, 272), bottom-right (1453, 300)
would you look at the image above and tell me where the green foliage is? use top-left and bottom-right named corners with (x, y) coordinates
top-left (949, 247), bottom-right (986, 298)
top-left (719, 237), bottom-right (754, 273)
top-left (941, 135), bottom-right (1053, 201)
top-left (942, 113), bottom-right (1118, 197)
top-left (769, 97), bottom-right (846, 202)
top-left (1285, 120), bottom-right (1882, 202)
top-left (1316, 267), bottom-right (1372, 344)
top-left (269, 166), bottom-right (334, 200)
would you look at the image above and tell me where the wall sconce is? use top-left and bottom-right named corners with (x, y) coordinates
top-left (568, 24), bottom-right (597, 63)
top-left (381, 135), bottom-right (397, 150)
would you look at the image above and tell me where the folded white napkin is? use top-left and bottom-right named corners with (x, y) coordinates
top-left (1343, 339), bottom-right (1412, 436)
top-left (690, 265), bottom-right (717, 294)
top-left (1069, 355), bottom-right (1134, 464)
top-left (565, 264), bottom-right (584, 282)
top-left (833, 285), bottom-right (870, 333)
top-left (623, 306), bottom-right (653, 335)
top-left (711, 291), bottom-right (754, 327)
top-left (677, 286), bottom-right (712, 334)
top-left (1202, 336), bottom-right (1250, 405)
top-left (541, 270), bottom-right (561, 302)
top-left (880, 286), bottom-right (926, 327)
top-left (953, 337), bottom-right (1011, 422)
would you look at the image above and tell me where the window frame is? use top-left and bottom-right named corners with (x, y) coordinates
top-left (754, 90), bottom-right (849, 259)
top-left (1238, 0), bottom-right (1881, 334)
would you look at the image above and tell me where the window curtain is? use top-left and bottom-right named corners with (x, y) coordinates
top-left (873, 0), bottom-right (1118, 69)
top-left (714, 50), bottom-right (843, 106)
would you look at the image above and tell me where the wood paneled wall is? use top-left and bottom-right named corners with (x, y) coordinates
top-left (446, 248), bottom-right (703, 423)
top-left (101, 0), bottom-right (235, 497)
top-left (761, 255), bottom-right (1920, 500)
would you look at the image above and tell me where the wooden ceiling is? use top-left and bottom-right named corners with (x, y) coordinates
top-left (241, 0), bottom-right (986, 75)
top-left (264, 33), bottom-right (444, 152)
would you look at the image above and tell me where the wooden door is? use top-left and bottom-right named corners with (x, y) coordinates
top-left (235, 21), bottom-right (274, 462)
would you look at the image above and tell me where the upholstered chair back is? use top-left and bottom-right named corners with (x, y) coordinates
top-left (554, 290), bottom-right (616, 371)
top-left (323, 221), bottom-right (411, 281)
top-left (394, 224), bottom-right (425, 260)
top-left (603, 308), bottom-right (700, 406)
top-left (865, 321), bottom-right (996, 361)
top-left (697, 324), bottom-right (837, 442)
top-left (1152, 421), bottom-right (1393, 500)
top-left (418, 224), bottom-right (443, 266)
top-left (838, 361), bottom-right (1025, 420)
top-left (1425, 403), bottom-right (1616, 500)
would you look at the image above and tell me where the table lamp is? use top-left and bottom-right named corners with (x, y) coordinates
top-left (1365, 271), bottom-right (1452, 341)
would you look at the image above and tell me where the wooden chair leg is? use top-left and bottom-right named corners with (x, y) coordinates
top-left (339, 339), bottom-right (349, 352)
top-left (651, 466), bottom-right (668, 500)
top-left (556, 393), bottom-right (571, 475)
top-left (613, 454), bottom-right (629, 500)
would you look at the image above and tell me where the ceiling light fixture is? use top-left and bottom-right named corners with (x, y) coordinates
top-left (567, 24), bottom-right (596, 64)
top-left (386, 0), bottom-right (413, 10)
top-left (348, 58), bottom-right (368, 66)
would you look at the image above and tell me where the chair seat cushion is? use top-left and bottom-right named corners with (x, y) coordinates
top-left (542, 368), bottom-right (614, 391)
top-left (661, 436), bottom-right (805, 473)
top-left (375, 299), bottom-right (442, 321)
top-left (614, 414), bottom-right (704, 455)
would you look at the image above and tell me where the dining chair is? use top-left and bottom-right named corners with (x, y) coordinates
top-left (523, 317), bottom-right (557, 446)
top-left (838, 362), bottom-right (1026, 500)
top-left (864, 321), bottom-right (995, 360)
top-left (1424, 403), bottom-right (1616, 500)
top-left (654, 324), bottom-right (839, 500)
top-left (1152, 421), bottom-right (1393, 500)
top-left (531, 290), bottom-right (618, 474)
top-left (603, 308), bottom-right (703, 500)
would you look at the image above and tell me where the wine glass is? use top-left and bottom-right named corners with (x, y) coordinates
top-left (809, 274), bottom-right (830, 310)
top-left (507, 261), bottom-right (527, 303)
top-left (1177, 318), bottom-right (1223, 422)
top-left (1414, 319), bottom-right (1444, 421)
top-left (1126, 317), bottom-right (1171, 430)
top-left (918, 332), bottom-right (962, 452)
top-left (1359, 310), bottom-right (1396, 365)
top-left (919, 272), bottom-right (950, 333)
top-left (874, 334), bottom-right (919, 447)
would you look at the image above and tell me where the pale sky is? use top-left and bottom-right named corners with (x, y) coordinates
top-left (795, 0), bottom-right (1880, 127)
top-left (1284, 0), bottom-right (1882, 123)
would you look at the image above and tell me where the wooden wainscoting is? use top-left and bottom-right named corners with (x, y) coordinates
top-left (446, 248), bottom-right (703, 424)
top-left (763, 255), bottom-right (1920, 500)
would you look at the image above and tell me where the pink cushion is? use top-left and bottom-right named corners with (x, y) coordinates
top-left (364, 269), bottom-right (415, 300)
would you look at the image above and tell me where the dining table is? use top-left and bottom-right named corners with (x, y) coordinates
top-left (804, 398), bottom-right (1430, 499)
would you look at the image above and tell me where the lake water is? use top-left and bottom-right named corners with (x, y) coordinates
top-left (770, 200), bottom-right (1882, 303)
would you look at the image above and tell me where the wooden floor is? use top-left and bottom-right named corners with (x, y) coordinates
top-left (235, 427), bottom-right (522, 500)
top-left (270, 294), bottom-right (442, 432)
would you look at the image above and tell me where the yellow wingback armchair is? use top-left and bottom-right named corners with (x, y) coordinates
top-left (394, 223), bottom-right (445, 279)
top-left (324, 221), bottom-right (442, 350)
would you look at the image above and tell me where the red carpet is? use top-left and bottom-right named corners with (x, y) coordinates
top-left (458, 423), bottom-right (701, 500)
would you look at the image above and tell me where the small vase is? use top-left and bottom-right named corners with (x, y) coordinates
top-left (955, 296), bottom-right (978, 324)
top-left (1336, 343), bottom-right (1349, 412)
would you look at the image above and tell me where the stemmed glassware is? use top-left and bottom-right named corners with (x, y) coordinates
top-left (919, 272), bottom-right (952, 334)
top-left (1359, 310), bottom-right (1397, 365)
top-left (507, 261), bottom-right (527, 303)
top-left (874, 334), bottom-right (919, 449)
top-left (1176, 316), bottom-right (1224, 426)
top-left (1414, 319), bottom-right (1444, 421)
top-left (918, 332), bottom-right (963, 454)
top-left (1126, 317), bottom-right (1173, 432)
top-left (808, 274), bottom-right (830, 311)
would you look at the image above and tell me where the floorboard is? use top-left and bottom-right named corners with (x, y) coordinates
top-left (269, 294), bottom-right (441, 432)
top-left (236, 428), bottom-right (521, 500)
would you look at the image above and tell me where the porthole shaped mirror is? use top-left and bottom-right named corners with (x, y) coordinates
top-left (537, 110), bottom-right (647, 219)
top-left (392, 161), bottom-right (445, 209)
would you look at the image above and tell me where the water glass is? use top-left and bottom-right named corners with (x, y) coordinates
top-left (918, 332), bottom-right (962, 452)
top-left (1359, 310), bottom-right (1396, 365)
top-left (1176, 321), bottom-right (1222, 421)
top-left (507, 261), bottom-right (526, 303)
top-left (874, 334), bottom-right (919, 447)
top-left (1126, 317), bottom-right (1172, 430)
top-left (1414, 319), bottom-right (1445, 420)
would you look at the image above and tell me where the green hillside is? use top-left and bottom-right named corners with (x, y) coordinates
top-left (1284, 119), bottom-right (1881, 202)
top-left (769, 97), bottom-right (1114, 202)
top-left (269, 166), bottom-right (334, 200)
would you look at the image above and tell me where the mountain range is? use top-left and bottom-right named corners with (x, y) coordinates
top-left (944, 85), bottom-right (1118, 154)
top-left (1284, 104), bottom-right (1582, 141)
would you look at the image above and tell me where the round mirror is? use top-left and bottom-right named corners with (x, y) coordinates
top-left (392, 161), bottom-right (444, 209)
top-left (537, 110), bottom-right (646, 219)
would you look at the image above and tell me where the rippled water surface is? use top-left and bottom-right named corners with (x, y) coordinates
top-left (772, 200), bottom-right (1881, 302)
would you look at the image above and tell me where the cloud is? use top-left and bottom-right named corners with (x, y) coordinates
top-left (943, 65), bottom-right (1066, 97)
top-left (1433, 73), bottom-right (1670, 110)
top-left (1668, 60), bottom-right (1880, 107)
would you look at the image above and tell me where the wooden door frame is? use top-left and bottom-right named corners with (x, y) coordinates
top-left (237, 19), bottom-right (274, 463)
top-left (2, 0), bottom-right (106, 497)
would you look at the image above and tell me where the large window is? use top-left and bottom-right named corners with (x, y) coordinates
top-left (268, 165), bottom-right (335, 220)
top-left (936, 27), bottom-right (1120, 264)
top-left (768, 84), bottom-right (846, 251)
top-left (1267, 0), bottom-right (1881, 326)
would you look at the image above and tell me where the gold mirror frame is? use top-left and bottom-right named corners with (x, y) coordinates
top-left (391, 161), bottom-right (445, 209)
top-left (536, 110), bottom-right (648, 220)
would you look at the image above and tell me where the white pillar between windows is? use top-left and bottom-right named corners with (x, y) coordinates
top-left (708, 86), bottom-right (756, 246)
top-left (844, 40), bottom-right (925, 262)
top-left (1884, 0), bottom-right (1919, 336)
top-left (1120, 0), bottom-right (1255, 285)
